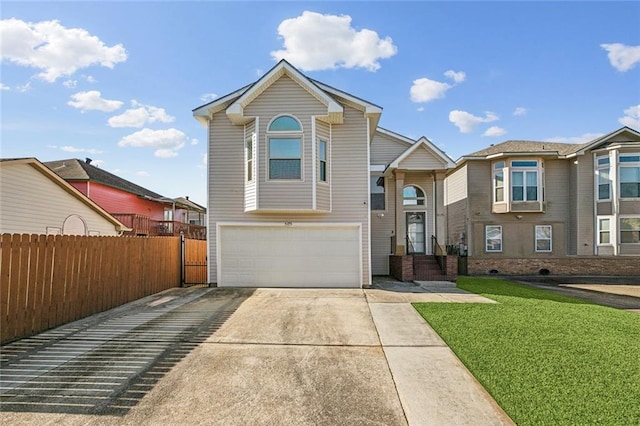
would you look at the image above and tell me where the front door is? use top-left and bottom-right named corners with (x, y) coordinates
top-left (406, 212), bottom-right (426, 254)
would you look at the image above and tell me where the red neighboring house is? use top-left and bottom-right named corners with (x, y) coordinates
top-left (45, 158), bottom-right (206, 240)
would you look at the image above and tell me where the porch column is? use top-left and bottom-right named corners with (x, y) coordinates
top-left (395, 171), bottom-right (406, 255)
top-left (434, 171), bottom-right (447, 248)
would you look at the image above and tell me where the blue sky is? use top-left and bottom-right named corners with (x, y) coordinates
top-left (2, 1), bottom-right (639, 206)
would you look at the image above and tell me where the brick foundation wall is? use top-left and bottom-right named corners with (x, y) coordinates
top-left (446, 255), bottom-right (459, 277)
top-left (389, 255), bottom-right (413, 281)
top-left (468, 257), bottom-right (640, 276)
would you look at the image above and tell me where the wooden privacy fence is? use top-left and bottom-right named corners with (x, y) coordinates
top-left (0, 234), bottom-right (199, 344)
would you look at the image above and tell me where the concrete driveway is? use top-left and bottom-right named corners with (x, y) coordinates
top-left (1, 281), bottom-right (512, 425)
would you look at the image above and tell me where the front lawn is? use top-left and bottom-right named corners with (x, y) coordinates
top-left (413, 277), bottom-right (640, 425)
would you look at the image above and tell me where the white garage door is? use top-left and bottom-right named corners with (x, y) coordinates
top-left (219, 225), bottom-right (361, 288)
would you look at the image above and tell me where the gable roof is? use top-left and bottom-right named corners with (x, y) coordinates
top-left (385, 137), bottom-right (455, 174)
top-left (571, 126), bottom-right (640, 156)
top-left (1, 158), bottom-right (129, 231)
top-left (44, 158), bottom-right (171, 202)
top-left (192, 59), bottom-right (382, 137)
top-left (174, 196), bottom-right (206, 212)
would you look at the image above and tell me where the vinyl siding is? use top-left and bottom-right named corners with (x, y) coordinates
top-left (398, 146), bottom-right (446, 170)
top-left (568, 161), bottom-right (578, 254)
top-left (371, 175), bottom-right (394, 274)
top-left (445, 164), bottom-right (468, 206)
top-left (207, 98), bottom-right (370, 285)
top-left (0, 163), bottom-right (120, 236)
top-left (576, 156), bottom-right (595, 255)
top-left (246, 75), bottom-right (326, 211)
top-left (370, 131), bottom-right (411, 165)
top-left (316, 119), bottom-right (331, 211)
top-left (83, 181), bottom-right (165, 220)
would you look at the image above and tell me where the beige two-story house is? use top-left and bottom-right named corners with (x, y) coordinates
top-left (193, 60), bottom-right (454, 287)
top-left (444, 126), bottom-right (640, 275)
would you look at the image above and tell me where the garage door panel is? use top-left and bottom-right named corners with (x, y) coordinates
top-left (219, 225), bottom-right (361, 288)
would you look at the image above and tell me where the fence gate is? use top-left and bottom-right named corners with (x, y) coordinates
top-left (181, 236), bottom-right (208, 286)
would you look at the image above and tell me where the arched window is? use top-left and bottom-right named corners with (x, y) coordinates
top-left (267, 115), bottom-right (303, 180)
top-left (403, 185), bottom-right (425, 206)
top-left (268, 115), bottom-right (302, 132)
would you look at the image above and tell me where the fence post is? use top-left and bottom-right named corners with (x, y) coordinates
top-left (180, 234), bottom-right (185, 287)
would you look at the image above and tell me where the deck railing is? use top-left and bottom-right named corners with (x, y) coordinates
top-left (112, 214), bottom-right (206, 240)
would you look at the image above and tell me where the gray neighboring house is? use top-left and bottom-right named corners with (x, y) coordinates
top-left (444, 126), bottom-right (640, 275)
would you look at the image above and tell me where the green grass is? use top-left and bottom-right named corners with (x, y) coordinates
top-left (413, 277), bottom-right (640, 426)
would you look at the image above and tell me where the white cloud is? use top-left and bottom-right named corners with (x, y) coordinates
top-left (68, 90), bottom-right (123, 112)
top-left (0, 82), bottom-right (9, 90)
top-left (136, 171), bottom-right (150, 177)
top-left (255, 68), bottom-right (264, 77)
top-left (62, 79), bottom-right (77, 88)
top-left (444, 70), bottom-right (466, 83)
top-left (417, 106), bottom-right (424, 112)
top-left (59, 145), bottom-right (104, 154)
top-left (191, 138), bottom-right (199, 145)
top-left (200, 93), bottom-right (217, 102)
top-left (619, 104), bottom-right (640, 129)
top-left (16, 81), bottom-right (31, 92)
top-left (271, 11), bottom-right (397, 71)
top-left (410, 70), bottom-right (466, 104)
top-left (108, 100), bottom-right (174, 128)
top-left (601, 43), bottom-right (640, 72)
top-left (449, 110), bottom-right (499, 133)
top-left (544, 133), bottom-right (603, 144)
top-left (483, 126), bottom-right (507, 137)
top-left (410, 78), bottom-right (451, 103)
top-left (513, 107), bottom-right (527, 116)
top-left (117, 128), bottom-right (187, 158)
top-left (84, 75), bottom-right (97, 83)
top-left (0, 18), bottom-right (127, 82)
top-left (91, 159), bottom-right (104, 167)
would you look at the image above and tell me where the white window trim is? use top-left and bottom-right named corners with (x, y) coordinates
top-left (266, 114), bottom-right (304, 182)
top-left (318, 138), bottom-right (328, 184)
top-left (597, 216), bottom-right (613, 246)
top-left (595, 154), bottom-right (611, 202)
top-left (493, 169), bottom-right (505, 203)
top-left (619, 215), bottom-right (640, 245)
top-left (619, 153), bottom-right (640, 200)
top-left (534, 225), bottom-right (552, 253)
top-left (485, 225), bottom-right (502, 253)
top-left (402, 184), bottom-right (426, 207)
top-left (511, 160), bottom-right (540, 202)
top-left (245, 134), bottom-right (255, 182)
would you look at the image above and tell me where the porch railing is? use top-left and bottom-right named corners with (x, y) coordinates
top-left (431, 235), bottom-right (447, 274)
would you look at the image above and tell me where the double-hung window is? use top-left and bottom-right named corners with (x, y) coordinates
top-left (596, 156), bottom-right (610, 200)
top-left (535, 225), bottom-right (552, 252)
top-left (245, 136), bottom-right (254, 182)
top-left (485, 225), bottom-right (502, 252)
top-left (493, 161), bottom-right (505, 202)
top-left (511, 161), bottom-right (538, 202)
top-left (620, 217), bottom-right (640, 244)
top-left (598, 218), bottom-right (611, 245)
top-left (619, 154), bottom-right (640, 198)
top-left (319, 140), bottom-right (327, 182)
top-left (268, 115), bottom-right (302, 180)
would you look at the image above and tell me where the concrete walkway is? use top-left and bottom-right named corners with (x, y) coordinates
top-left (1, 282), bottom-right (513, 425)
